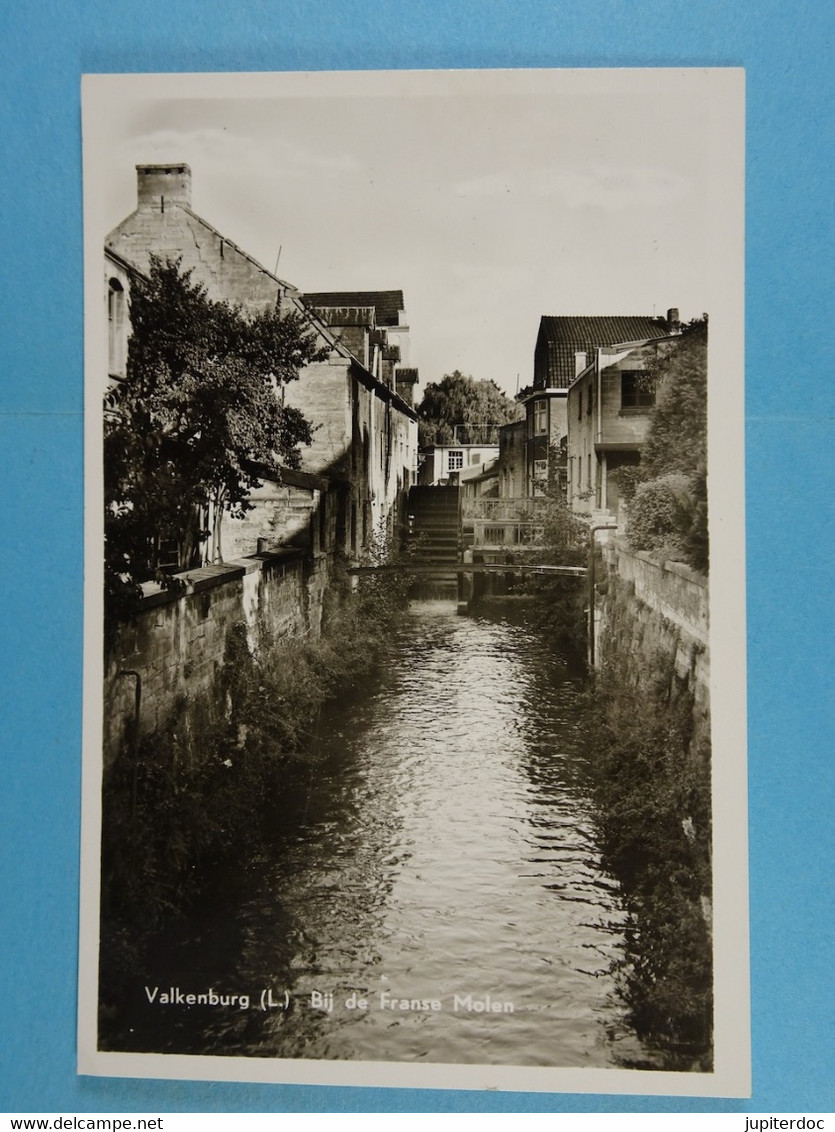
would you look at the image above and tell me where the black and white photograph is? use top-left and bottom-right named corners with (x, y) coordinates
top-left (79, 68), bottom-right (747, 1095)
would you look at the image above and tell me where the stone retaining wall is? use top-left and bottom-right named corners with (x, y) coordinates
top-left (103, 549), bottom-right (327, 769)
top-left (599, 541), bottom-right (710, 733)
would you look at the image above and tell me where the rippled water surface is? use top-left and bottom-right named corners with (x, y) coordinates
top-left (119, 600), bottom-right (652, 1067)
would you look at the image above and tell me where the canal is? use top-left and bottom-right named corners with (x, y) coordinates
top-left (111, 599), bottom-right (655, 1068)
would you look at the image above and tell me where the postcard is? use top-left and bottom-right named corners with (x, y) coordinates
top-left (79, 67), bottom-right (748, 1095)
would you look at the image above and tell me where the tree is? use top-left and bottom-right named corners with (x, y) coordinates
top-left (416, 370), bottom-right (522, 448)
top-left (104, 257), bottom-right (329, 618)
top-left (624, 316), bottom-right (709, 571)
top-left (640, 316), bottom-right (707, 483)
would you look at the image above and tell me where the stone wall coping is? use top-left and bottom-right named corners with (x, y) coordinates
top-left (613, 541), bottom-right (707, 590)
top-left (135, 548), bottom-right (306, 611)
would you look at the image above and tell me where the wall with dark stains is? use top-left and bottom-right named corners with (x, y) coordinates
top-left (102, 549), bottom-right (328, 769)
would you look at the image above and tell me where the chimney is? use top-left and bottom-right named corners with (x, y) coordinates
top-left (137, 163), bottom-right (192, 210)
top-left (395, 367), bottom-right (420, 409)
top-left (574, 351), bottom-right (587, 377)
top-left (666, 307), bottom-right (680, 329)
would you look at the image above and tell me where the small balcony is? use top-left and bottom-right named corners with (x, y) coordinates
top-left (461, 497), bottom-right (550, 551)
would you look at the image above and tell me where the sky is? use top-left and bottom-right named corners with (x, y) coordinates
top-left (87, 69), bottom-right (724, 399)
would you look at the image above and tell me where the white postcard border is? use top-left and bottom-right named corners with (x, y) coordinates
top-left (79, 67), bottom-right (748, 1097)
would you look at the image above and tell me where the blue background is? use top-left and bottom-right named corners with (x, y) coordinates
top-left (1, 0), bottom-right (832, 1114)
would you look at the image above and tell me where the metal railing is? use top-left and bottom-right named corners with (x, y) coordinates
top-left (470, 519), bottom-right (546, 548)
top-left (459, 496), bottom-right (551, 521)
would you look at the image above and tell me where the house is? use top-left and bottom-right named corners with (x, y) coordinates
top-left (418, 440), bottom-right (501, 486)
top-left (460, 426), bottom-right (552, 558)
top-left (459, 454), bottom-right (499, 501)
top-left (105, 163), bottom-right (419, 564)
top-left (518, 314), bottom-right (674, 496)
top-left (566, 324), bottom-right (681, 520)
top-left (105, 248), bottom-right (144, 392)
top-left (301, 290), bottom-right (418, 402)
top-left (496, 420), bottom-right (527, 499)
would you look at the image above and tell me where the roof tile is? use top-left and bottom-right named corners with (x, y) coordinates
top-left (535, 315), bottom-right (671, 388)
top-left (303, 290), bottom-right (405, 327)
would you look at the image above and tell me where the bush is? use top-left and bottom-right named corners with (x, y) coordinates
top-left (613, 465), bottom-right (642, 505)
top-left (684, 467), bottom-right (709, 573)
top-left (618, 318), bottom-right (709, 574)
top-left (101, 527), bottom-right (412, 935)
top-left (626, 472), bottom-right (693, 559)
top-left (511, 459), bottom-right (590, 650)
top-left (588, 645), bottom-right (713, 1068)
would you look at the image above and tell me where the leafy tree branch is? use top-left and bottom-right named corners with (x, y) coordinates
top-left (104, 257), bottom-right (329, 621)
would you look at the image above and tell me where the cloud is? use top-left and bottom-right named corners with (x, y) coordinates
top-left (116, 127), bottom-right (360, 182)
top-left (456, 163), bottom-right (690, 213)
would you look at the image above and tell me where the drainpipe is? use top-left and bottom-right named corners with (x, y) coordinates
top-left (587, 523), bottom-right (617, 668)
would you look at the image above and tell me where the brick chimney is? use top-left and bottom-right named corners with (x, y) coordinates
top-left (666, 307), bottom-right (680, 329)
top-left (136, 163), bottom-right (192, 210)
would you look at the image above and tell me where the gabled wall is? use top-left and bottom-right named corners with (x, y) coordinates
top-left (567, 340), bottom-right (662, 516)
top-left (106, 171), bottom-right (290, 317)
top-left (106, 164), bottom-right (418, 563)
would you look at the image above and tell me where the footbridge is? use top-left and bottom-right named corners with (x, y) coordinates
top-left (348, 562), bottom-right (586, 577)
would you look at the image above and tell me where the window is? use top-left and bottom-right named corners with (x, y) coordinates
top-left (533, 399), bottom-right (547, 435)
top-left (107, 277), bottom-right (127, 378)
top-left (532, 459), bottom-right (548, 497)
top-left (447, 450), bottom-right (464, 472)
top-left (577, 390), bottom-right (583, 420)
top-left (587, 383), bottom-right (594, 415)
top-left (621, 370), bottom-right (655, 409)
top-left (107, 278), bottom-right (122, 322)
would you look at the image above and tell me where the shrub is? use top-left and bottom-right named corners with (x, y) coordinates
top-left (511, 452), bottom-right (590, 649)
top-left (684, 466), bottom-right (709, 573)
top-left (612, 465), bottom-right (642, 505)
top-left (101, 525), bottom-right (411, 934)
top-left (617, 317), bottom-right (709, 574)
top-left (626, 472), bottom-right (693, 559)
top-left (588, 642), bottom-right (713, 1068)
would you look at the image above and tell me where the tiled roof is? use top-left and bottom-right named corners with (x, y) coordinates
top-left (303, 290), bottom-right (405, 326)
top-left (535, 315), bottom-right (670, 389)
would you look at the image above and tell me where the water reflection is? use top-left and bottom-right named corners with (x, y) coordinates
top-left (116, 600), bottom-right (653, 1067)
